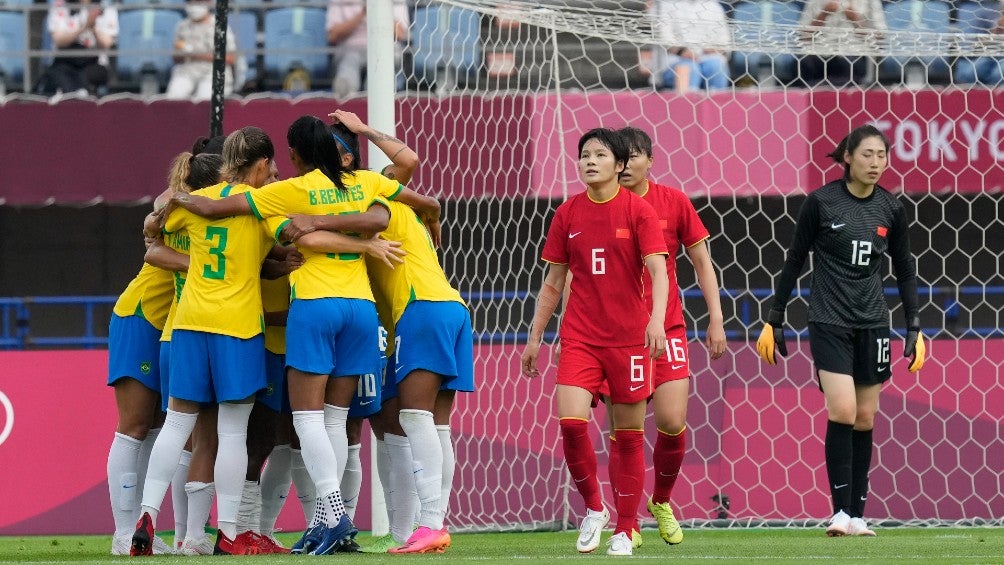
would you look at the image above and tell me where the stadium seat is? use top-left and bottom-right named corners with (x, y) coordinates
top-left (232, 10), bottom-right (259, 88)
top-left (119, 0), bottom-right (184, 6)
top-left (116, 9), bottom-right (184, 91)
top-left (0, 11), bottom-right (26, 93)
top-left (262, 7), bottom-right (329, 86)
top-left (729, 0), bottom-right (800, 86)
top-left (879, 0), bottom-right (951, 86)
top-left (409, 2), bottom-right (481, 91)
top-left (956, 0), bottom-right (1001, 35)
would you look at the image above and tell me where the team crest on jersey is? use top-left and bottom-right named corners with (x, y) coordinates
top-left (139, 361), bottom-right (152, 375)
top-left (615, 228), bottom-right (630, 238)
top-left (264, 383), bottom-right (275, 397)
top-left (876, 226), bottom-right (888, 237)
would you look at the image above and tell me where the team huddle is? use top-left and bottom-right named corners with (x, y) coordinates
top-left (106, 110), bottom-right (471, 556)
top-left (106, 117), bottom-right (926, 557)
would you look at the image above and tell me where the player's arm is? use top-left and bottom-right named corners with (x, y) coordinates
top-left (264, 310), bottom-right (288, 327)
top-left (757, 194), bottom-right (820, 364)
top-left (521, 262), bottom-right (568, 378)
top-left (144, 239), bottom-right (189, 271)
top-left (329, 109), bottom-right (420, 184)
top-left (888, 204), bottom-right (925, 372)
top-left (296, 230), bottom-right (406, 269)
top-left (394, 187), bottom-right (442, 247)
top-left (171, 192), bottom-right (252, 219)
top-left (283, 202), bottom-right (391, 242)
top-left (686, 239), bottom-right (727, 360)
top-left (643, 253), bottom-right (669, 359)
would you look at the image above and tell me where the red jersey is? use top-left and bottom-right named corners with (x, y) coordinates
top-left (542, 187), bottom-right (668, 347)
top-left (641, 181), bottom-right (710, 332)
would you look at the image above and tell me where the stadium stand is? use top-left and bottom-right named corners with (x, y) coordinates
top-left (728, 0), bottom-right (801, 86)
top-left (409, 0), bottom-right (482, 91)
top-left (879, 0), bottom-right (952, 86)
top-left (115, 8), bottom-right (184, 94)
top-left (0, 10), bottom-right (26, 94)
top-left (262, 6), bottom-right (328, 89)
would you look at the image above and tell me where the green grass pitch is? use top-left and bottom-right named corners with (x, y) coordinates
top-left (2, 528), bottom-right (1003, 564)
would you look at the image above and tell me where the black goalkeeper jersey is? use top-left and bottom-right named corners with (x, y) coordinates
top-left (771, 180), bottom-right (919, 328)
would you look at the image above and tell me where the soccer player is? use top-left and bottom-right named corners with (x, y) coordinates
top-left (130, 126), bottom-right (277, 556)
top-left (611, 126), bottom-right (727, 546)
top-left (756, 124), bottom-right (926, 537)
top-left (521, 128), bottom-right (669, 556)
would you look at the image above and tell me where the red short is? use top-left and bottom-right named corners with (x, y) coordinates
top-left (557, 338), bottom-right (653, 404)
top-left (653, 327), bottom-right (690, 388)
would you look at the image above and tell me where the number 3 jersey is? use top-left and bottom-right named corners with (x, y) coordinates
top-left (777, 180), bottom-right (917, 328)
top-left (164, 182), bottom-right (274, 338)
top-left (542, 187), bottom-right (668, 347)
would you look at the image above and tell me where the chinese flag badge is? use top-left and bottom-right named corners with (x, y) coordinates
top-left (876, 226), bottom-right (888, 237)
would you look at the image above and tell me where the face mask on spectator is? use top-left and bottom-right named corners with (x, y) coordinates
top-left (186, 4), bottom-right (210, 20)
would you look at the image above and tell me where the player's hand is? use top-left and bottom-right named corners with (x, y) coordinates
top-left (552, 340), bottom-right (561, 364)
top-left (905, 326), bottom-right (926, 373)
top-left (645, 320), bottom-right (666, 359)
top-left (282, 248), bottom-right (305, 272)
top-left (328, 109), bottom-right (366, 133)
top-left (756, 309), bottom-right (788, 365)
top-left (521, 341), bottom-right (541, 378)
top-left (364, 236), bottom-right (406, 268)
top-left (282, 214), bottom-right (318, 242)
top-left (706, 320), bottom-right (727, 360)
top-left (422, 216), bottom-right (442, 248)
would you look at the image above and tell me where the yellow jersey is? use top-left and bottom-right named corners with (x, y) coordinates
top-left (261, 275), bottom-right (291, 355)
top-left (113, 263), bottom-right (174, 330)
top-left (158, 229), bottom-right (191, 342)
top-left (165, 182), bottom-right (273, 339)
top-left (245, 168), bottom-right (402, 301)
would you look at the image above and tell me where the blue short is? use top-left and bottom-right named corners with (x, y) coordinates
top-left (169, 329), bottom-right (266, 404)
top-left (159, 341), bottom-right (171, 412)
top-left (285, 297), bottom-right (380, 378)
top-left (382, 353), bottom-right (399, 402)
top-left (258, 350), bottom-right (290, 413)
top-left (348, 367), bottom-right (382, 418)
top-left (394, 301), bottom-right (475, 393)
top-left (107, 314), bottom-right (162, 393)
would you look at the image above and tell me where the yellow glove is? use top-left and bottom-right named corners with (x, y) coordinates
top-left (905, 329), bottom-right (925, 373)
top-left (756, 310), bottom-right (787, 365)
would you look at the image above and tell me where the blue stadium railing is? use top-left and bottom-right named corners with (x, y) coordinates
top-left (1, 287), bottom-right (999, 349)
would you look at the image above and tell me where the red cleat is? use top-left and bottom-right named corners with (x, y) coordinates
top-left (214, 530), bottom-right (264, 555)
top-left (129, 512), bottom-right (155, 556)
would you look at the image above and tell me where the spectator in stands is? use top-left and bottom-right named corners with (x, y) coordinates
top-left (42, 0), bottom-right (118, 96)
top-left (797, 0), bottom-right (886, 87)
top-left (325, 0), bottom-right (409, 97)
top-left (954, 3), bottom-right (1004, 86)
top-left (649, 0), bottom-right (731, 93)
top-left (165, 0), bottom-right (236, 101)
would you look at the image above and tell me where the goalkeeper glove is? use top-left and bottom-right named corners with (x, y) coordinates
top-left (904, 317), bottom-right (925, 373)
top-left (756, 309), bottom-right (788, 365)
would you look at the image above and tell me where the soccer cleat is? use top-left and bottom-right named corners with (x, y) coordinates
top-left (575, 507), bottom-right (610, 553)
top-left (606, 531), bottom-right (633, 556)
top-left (307, 514), bottom-right (359, 556)
top-left (631, 528), bottom-right (643, 549)
top-left (388, 526), bottom-right (452, 554)
top-left (129, 512), bottom-right (155, 556)
top-left (256, 533), bottom-right (292, 554)
top-left (180, 536), bottom-right (215, 556)
top-left (826, 510), bottom-right (852, 537)
top-left (647, 497), bottom-right (683, 544)
top-left (359, 533), bottom-right (400, 553)
top-left (111, 532), bottom-right (131, 555)
top-left (213, 530), bottom-right (264, 555)
top-left (335, 537), bottom-right (362, 552)
top-left (291, 525), bottom-right (322, 555)
top-left (152, 535), bottom-right (174, 555)
top-left (848, 517), bottom-right (876, 537)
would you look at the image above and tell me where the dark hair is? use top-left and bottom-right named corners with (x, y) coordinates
top-left (617, 126), bottom-right (653, 158)
top-left (827, 124), bottom-right (890, 177)
top-left (191, 135), bottom-right (226, 156)
top-left (222, 126), bottom-right (274, 181)
top-left (186, 153), bottom-right (223, 190)
top-left (330, 121), bottom-right (361, 171)
top-left (288, 115), bottom-right (348, 191)
top-left (577, 128), bottom-right (629, 165)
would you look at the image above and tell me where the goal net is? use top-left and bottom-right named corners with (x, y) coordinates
top-left (394, 0), bottom-right (1004, 529)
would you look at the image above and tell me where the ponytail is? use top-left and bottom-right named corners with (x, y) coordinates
top-left (288, 115), bottom-right (348, 191)
top-left (167, 152), bottom-right (194, 194)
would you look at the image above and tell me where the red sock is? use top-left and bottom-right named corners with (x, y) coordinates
top-left (612, 429), bottom-right (644, 535)
top-left (652, 428), bottom-right (686, 504)
top-left (608, 433), bottom-right (620, 499)
top-left (559, 418), bottom-right (603, 511)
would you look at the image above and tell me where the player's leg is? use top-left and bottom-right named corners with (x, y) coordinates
top-left (259, 415), bottom-right (294, 551)
top-left (342, 418), bottom-right (364, 519)
top-left (848, 383), bottom-right (880, 537)
top-left (649, 339), bottom-right (689, 546)
top-left (236, 401), bottom-right (279, 549)
top-left (180, 407), bottom-right (217, 556)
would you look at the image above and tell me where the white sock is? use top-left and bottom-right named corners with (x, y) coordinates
top-left (171, 450), bottom-right (192, 545)
top-left (237, 480), bottom-right (261, 534)
top-left (140, 411), bottom-right (197, 524)
top-left (136, 427), bottom-right (161, 507)
top-left (323, 404), bottom-right (349, 480)
top-left (375, 438), bottom-right (393, 525)
top-left (290, 448), bottom-right (316, 525)
top-left (184, 481), bottom-right (215, 542)
top-left (385, 432), bottom-right (419, 543)
top-left (260, 444), bottom-right (292, 537)
top-left (399, 409), bottom-right (444, 530)
top-left (107, 432), bottom-right (143, 534)
top-left (341, 443), bottom-right (362, 519)
top-left (437, 425), bottom-right (454, 521)
top-left (214, 402), bottom-right (253, 540)
top-left (292, 410), bottom-right (343, 526)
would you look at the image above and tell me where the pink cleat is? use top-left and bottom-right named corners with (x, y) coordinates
top-left (387, 526), bottom-right (451, 554)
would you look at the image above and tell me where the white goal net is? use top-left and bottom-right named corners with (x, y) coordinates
top-left (394, 0), bottom-right (1004, 529)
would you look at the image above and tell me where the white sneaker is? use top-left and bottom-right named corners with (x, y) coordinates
top-left (575, 507), bottom-right (610, 553)
top-left (152, 534), bottom-right (175, 555)
top-left (826, 510), bottom-right (851, 537)
top-left (180, 535), bottom-right (215, 556)
top-left (848, 517), bottom-right (876, 537)
top-left (110, 532), bottom-right (131, 555)
top-left (605, 531), bottom-right (633, 556)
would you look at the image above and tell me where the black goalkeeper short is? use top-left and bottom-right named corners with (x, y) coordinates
top-left (808, 322), bottom-right (892, 388)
